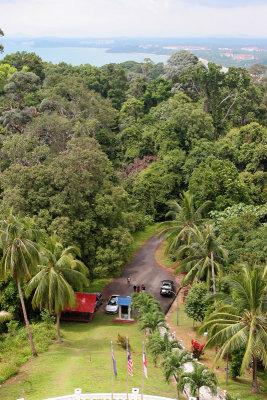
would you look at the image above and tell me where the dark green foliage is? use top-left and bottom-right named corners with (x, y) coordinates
top-left (230, 349), bottom-right (245, 379)
top-left (185, 282), bottom-right (209, 322)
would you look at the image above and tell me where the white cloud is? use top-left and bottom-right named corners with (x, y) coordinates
top-left (1, 0), bottom-right (267, 37)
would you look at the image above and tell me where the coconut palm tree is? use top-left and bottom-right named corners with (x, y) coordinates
top-left (0, 211), bottom-right (40, 356)
top-left (176, 225), bottom-right (228, 293)
top-left (162, 350), bottom-right (190, 399)
top-left (148, 331), bottom-right (182, 366)
top-left (159, 191), bottom-right (211, 253)
top-left (138, 309), bottom-right (167, 333)
top-left (178, 362), bottom-right (217, 400)
top-left (199, 264), bottom-right (267, 394)
top-left (26, 234), bottom-right (89, 342)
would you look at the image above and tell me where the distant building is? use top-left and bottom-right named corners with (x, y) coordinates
top-left (163, 45), bottom-right (210, 51)
top-left (232, 53), bottom-right (255, 60)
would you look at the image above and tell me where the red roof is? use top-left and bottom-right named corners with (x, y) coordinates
top-left (65, 293), bottom-right (96, 313)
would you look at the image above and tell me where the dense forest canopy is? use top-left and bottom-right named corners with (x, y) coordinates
top-left (0, 49), bottom-right (266, 285)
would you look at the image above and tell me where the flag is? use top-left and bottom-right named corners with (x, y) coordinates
top-left (127, 345), bottom-right (133, 376)
top-left (143, 350), bottom-right (148, 378)
top-left (112, 347), bottom-right (117, 379)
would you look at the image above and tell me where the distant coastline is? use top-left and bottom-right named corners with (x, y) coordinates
top-left (1, 37), bottom-right (266, 67)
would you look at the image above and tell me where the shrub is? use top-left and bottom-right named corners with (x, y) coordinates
top-left (191, 339), bottom-right (205, 359)
top-left (40, 309), bottom-right (56, 326)
top-left (117, 333), bottom-right (130, 349)
top-left (230, 349), bottom-right (245, 379)
top-left (0, 363), bottom-right (18, 383)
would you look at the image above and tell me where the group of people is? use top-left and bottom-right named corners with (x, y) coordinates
top-left (133, 284), bottom-right (146, 293)
top-left (127, 277), bottom-right (146, 293)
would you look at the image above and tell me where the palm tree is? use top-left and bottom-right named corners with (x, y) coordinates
top-left (148, 331), bottom-right (182, 366)
top-left (159, 191), bottom-right (210, 253)
top-left (138, 309), bottom-right (167, 333)
top-left (0, 211), bottom-right (40, 356)
top-left (26, 234), bottom-right (89, 342)
top-left (199, 264), bottom-right (267, 394)
top-left (178, 362), bottom-right (217, 400)
top-left (162, 350), bottom-right (190, 399)
top-left (131, 292), bottom-right (161, 317)
top-left (176, 225), bottom-right (228, 293)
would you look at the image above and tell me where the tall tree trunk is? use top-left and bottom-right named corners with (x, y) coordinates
top-left (210, 251), bottom-right (216, 294)
top-left (17, 281), bottom-right (38, 357)
top-left (56, 312), bottom-right (63, 342)
top-left (251, 356), bottom-right (259, 394)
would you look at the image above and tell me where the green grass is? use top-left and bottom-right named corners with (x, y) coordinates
top-left (0, 314), bottom-right (177, 400)
top-left (84, 278), bottom-right (112, 293)
top-left (155, 241), bottom-right (174, 268)
top-left (169, 302), bottom-right (267, 400)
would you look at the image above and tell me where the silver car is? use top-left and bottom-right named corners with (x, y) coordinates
top-left (105, 295), bottom-right (119, 314)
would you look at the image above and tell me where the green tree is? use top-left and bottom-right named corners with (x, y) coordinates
top-left (199, 264), bottom-right (267, 394)
top-left (162, 350), bottom-right (190, 400)
top-left (188, 159), bottom-right (251, 210)
top-left (184, 282), bottom-right (209, 323)
top-left (178, 362), bottom-right (217, 400)
top-left (164, 51), bottom-right (199, 82)
top-left (26, 234), bottom-right (89, 342)
top-left (4, 71), bottom-right (40, 109)
top-left (0, 63), bottom-right (17, 93)
top-left (176, 225), bottom-right (228, 293)
top-left (0, 212), bottom-right (40, 356)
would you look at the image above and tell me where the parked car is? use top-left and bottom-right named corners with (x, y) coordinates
top-left (105, 295), bottom-right (120, 314)
top-left (160, 280), bottom-right (175, 296)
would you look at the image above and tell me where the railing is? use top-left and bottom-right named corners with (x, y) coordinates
top-left (17, 390), bottom-right (176, 400)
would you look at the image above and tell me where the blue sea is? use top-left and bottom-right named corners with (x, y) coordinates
top-left (0, 43), bottom-right (169, 66)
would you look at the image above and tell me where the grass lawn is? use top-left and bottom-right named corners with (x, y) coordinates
top-left (0, 313), bottom-right (177, 400)
top-left (155, 241), bottom-right (175, 269)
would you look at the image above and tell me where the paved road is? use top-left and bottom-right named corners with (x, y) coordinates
top-left (102, 233), bottom-right (178, 314)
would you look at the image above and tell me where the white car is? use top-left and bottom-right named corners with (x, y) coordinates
top-left (105, 295), bottom-right (120, 314)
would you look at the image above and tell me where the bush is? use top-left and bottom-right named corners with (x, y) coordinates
top-left (117, 333), bottom-right (131, 349)
top-left (0, 363), bottom-right (18, 383)
top-left (191, 339), bottom-right (205, 359)
top-left (40, 309), bottom-right (56, 326)
top-left (0, 321), bottom-right (57, 383)
top-left (230, 349), bottom-right (245, 379)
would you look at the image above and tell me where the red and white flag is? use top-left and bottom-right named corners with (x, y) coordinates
top-left (143, 350), bottom-right (148, 378)
top-left (127, 345), bottom-right (133, 376)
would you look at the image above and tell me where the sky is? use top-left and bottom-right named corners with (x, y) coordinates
top-left (1, 0), bottom-right (267, 38)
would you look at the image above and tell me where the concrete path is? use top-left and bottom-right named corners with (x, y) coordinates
top-left (102, 233), bottom-right (178, 314)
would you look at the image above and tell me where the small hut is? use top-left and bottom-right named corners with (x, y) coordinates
top-left (61, 292), bottom-right (97, 322)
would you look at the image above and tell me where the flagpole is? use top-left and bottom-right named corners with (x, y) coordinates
top-left (141, 341), bottom-right (144, 400)
top-left (126, 336), bottom-right (129, 400)
top-left (111, 341), bottom-right (114, 400)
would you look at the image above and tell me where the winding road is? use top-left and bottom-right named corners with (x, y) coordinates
top-left (102, 233), bottom-right (179, 314)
